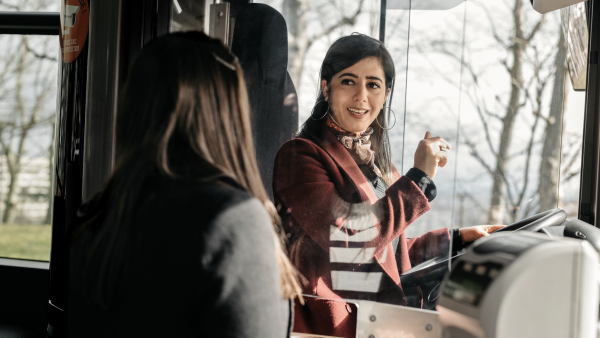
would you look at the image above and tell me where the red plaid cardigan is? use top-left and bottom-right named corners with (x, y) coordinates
top-left (273, 124), bottom-right (451, 337)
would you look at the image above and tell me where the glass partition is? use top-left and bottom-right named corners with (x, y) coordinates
top-left (239, 0), bottom-right (582, 324)
top-left (389, 2), bottom-right (467, 241)
top-left (385, 0), bottom-right (468, 311)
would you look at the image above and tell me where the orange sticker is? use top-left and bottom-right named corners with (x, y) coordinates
top-left (59, 0), bottom-right (90, 63)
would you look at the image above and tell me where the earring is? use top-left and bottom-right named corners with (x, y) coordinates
top-left (310, 100), bottom-right (331, 120)
top-left (375, 106), bottom-right (397, 130)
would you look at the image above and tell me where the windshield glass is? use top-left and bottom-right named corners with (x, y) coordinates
top-left (0, 0), bottom-right (58, 11)
top-left (242, 0), bottom-right (584, 326)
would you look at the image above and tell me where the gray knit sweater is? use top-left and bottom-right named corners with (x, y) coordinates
top-left (68, 178), bottom-right (291, 337)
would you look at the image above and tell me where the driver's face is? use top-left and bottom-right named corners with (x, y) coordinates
top-left (321, 57), bottom-right (390, 133)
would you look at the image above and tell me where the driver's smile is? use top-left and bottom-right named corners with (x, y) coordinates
top-left (323, 57), bottom-right (389, 133)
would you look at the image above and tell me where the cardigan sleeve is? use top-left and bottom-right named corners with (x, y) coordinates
top-left (405, 167), bottom-right (437, 202)
top-left (273, 138), bottom-right (431, 256)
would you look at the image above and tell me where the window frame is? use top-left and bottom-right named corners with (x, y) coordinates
top-left (579, 1), bottom-right (600, 226)
top-left (0, 12), bottom-right (59, 35)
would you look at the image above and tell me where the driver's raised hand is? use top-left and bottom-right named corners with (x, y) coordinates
top-left (414, 131), bottom-right (451, 179)
top-left (459, 225), bottom-right (506, 243)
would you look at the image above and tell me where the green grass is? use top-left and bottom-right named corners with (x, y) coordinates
top-left (0, 224), bottom-right (51, 261)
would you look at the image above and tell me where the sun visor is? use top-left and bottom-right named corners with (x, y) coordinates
top-left (530, 0), bottom-right (587, 14)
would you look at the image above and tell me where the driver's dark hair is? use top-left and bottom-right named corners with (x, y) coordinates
top-left (300, 33), bottom-right (396, 185)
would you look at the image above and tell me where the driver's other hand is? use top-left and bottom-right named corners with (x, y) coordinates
top-left (459, 225), bottom-right (506, 243)
top-left (414, 131), bottom-right (451, 179)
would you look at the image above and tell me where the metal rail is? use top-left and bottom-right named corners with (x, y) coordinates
top-left (0, 12), bottom-right (59, 35)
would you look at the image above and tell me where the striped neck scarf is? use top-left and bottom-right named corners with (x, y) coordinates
top-left (327, 117), bottom-right (382, 178)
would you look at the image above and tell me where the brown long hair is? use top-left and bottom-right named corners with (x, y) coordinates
top-left (301, 33), bottom-right (397, 186)
top-left (71, 31), bottom-right (301, 307)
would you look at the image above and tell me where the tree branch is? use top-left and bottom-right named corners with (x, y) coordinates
top-left (464, 139), bottom-right (495, 176)
top-left (526, 16), bottom-right (546, 42)
top-left (0, 0), bottom-right (19, 10)
top-left (464, 135), bottom-right (517, 207)
top-left (514, 105), bottom-right (540, 210)
top-left (561, 134), bottom-right (582, 180)
top-left (24, 42), bottom-right (57, 62)
top-left (482, 4), bottom-right (509, 48)
top-left (307, 0), bottom-right (365, 47)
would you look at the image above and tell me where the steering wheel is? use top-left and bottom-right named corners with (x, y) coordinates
top-left (399, 208), bottom-right (567, 289)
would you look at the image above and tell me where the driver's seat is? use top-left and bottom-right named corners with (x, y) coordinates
top-left (231, 3), bottom-right (299, 200)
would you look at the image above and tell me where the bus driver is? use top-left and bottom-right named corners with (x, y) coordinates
top-left (273, 34), bottom-right (504, 337)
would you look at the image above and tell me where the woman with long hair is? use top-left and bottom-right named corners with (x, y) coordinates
top-left (273, 34), bottom-right (502, 337)
top-left (68, 31), bottom-right (301, 337)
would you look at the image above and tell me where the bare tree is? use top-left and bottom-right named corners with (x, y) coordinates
top-left (414, 0), bottom-right (564, 224)
top-left (481, 0), bottom-right (546, 224)
top-left (458, 48), bottom-right (554, 223)
top-left (282, 0), bottom-right (366, 91)
top-left (560, 131), bottom-right (582, 184)
top-left (0, 35), bottom-right (56, 223)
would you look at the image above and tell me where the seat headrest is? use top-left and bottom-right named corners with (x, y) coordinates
top-left (231, 4), bottom-right (288, 86)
